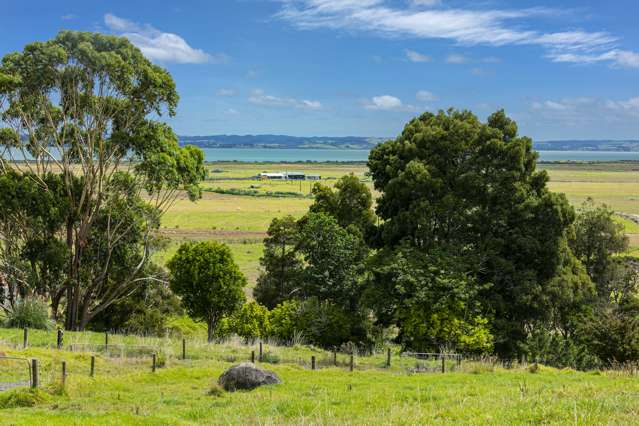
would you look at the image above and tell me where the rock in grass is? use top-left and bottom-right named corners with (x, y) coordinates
top-left (218, 363), bottom-right (281, 391)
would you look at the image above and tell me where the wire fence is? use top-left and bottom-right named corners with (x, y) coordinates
top-left (0, 356), bottom-right (32, 391)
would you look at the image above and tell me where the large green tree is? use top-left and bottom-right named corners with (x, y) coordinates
top-left (167, 241), bottom-right (246, 342)
top-left (0, 31), bottom-right (205, 330)
top-left (368, 109), bottom-right (591, 356)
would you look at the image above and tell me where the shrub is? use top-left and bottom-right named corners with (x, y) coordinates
top-left (166, 315), bottom-right (207, 338)
top-left (232, 302), bottom-right (271, 343)
top-left (270, 300), bottom-right (302, 343)
top-left (5, 298), bottom-right (51, 330)
top-left (296, 298), bottom-right (353, 348)
top-left (208, 384), bottom-right (225, 397)
top-left (260, 351), bottom-right (280, 364)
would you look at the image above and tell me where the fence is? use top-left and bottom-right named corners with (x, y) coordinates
top-left (0, 356), bottom-right (32, 391)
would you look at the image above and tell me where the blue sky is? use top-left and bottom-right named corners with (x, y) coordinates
top-left (2, 0), bottom-right (639, 140)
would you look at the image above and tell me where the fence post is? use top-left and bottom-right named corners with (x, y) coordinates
top-left (386, 348), bottom-right (391, 367)
top-left (23, 327), bottom-right (28, 349)
top-left (259, 342), bottom-right (263, 362)
top-left (349, 354), bottom-right (354, 372)
top-left (104, 332), bottom-right (109, 352)
top-left (182, 339), bottom-right (186, 360)
top-left (90, 356), bottom-right (95, 377)
top-left (61, 361), bottom-right (67, 385)
top-left (441, 356), bottom-right (446, 373)
top-left (333, 349), bottom-right (337, 366)
top-left (457, 355), bottom-right (462, 368)
top-left (152, 353), bottom-right (157, 373)
top-left (31, 359), bottom-right (38, 388)
top-left (57, 329), bottom-right (64, 350)
top-left (311, 356), bottom-right (316, 370)
top-left (251, 350), bottom-right (255, 363)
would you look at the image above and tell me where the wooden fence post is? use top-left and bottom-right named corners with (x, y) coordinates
top-left (104, 332), bottom-right (109, 352)
top-left (31, 359), bottom-right (38, 388)
top-left (441, 356), bottom-right (446, 373)
top-left (349, 354), bottom-right (354, 372)
top-left (311, 356), bottom-right (316, 370)
top-left (386, 348), bottom-right (391, 367)
top-left (90, 356), bottom-right (95, 377)
top-left (259, 342), bottom-right (263, 362)
top-left (57, 329), bottom-right (64, 350)
top-left (333, 349), bottom-right (337, 366)
top-left (182, 339), bottom-right (186, 360)
top-left (457, 355), bottom-right (462, 368)
top-left (251, 350), bottom-right (255, 363)
top-left (152, 353), bottom-right (157, 373)
top-left (61, 361), bottom-right (66, 385)
top-left (23, 327), bottom-right (28, 349)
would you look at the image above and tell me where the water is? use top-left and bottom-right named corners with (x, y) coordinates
top-left (6, 147), bottom-right (639, 163)
top-left (197, 148), bottom-right (639, 163)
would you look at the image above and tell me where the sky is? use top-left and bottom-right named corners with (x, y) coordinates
top-left (1, 0), bottom-right (639, 140)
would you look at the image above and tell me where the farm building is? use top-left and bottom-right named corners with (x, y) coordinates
top-left (285, 172), bottom-right (305, 180)
top-left (259, 172), bottom-right (285, 180)
top-left (306, 175), bottom-right (321, 180)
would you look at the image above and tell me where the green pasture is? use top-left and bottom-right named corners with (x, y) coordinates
top-left (1, 328), bottom-right (639, 425)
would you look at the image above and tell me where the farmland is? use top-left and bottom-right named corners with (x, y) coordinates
top-left (157, 161), bottom-right (639, 285)
top-left (1, 328), bottom-right (639, 425)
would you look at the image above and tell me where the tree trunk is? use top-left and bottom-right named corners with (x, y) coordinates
top-left (207, 317), bottom-right (216, 343)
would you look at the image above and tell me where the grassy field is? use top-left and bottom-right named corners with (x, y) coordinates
top-left (1, 328), bottom-right (639, 425)
top-left (155, 161), bottom-right (639, 286)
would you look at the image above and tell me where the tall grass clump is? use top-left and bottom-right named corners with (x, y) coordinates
top-left (5, 298), bottom-right (52, 330)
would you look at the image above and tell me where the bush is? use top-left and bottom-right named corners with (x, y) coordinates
top-left (270, 300), bottom-right (302, 343)
top-left (296, 298), bottom-right (354, 348)
top-left (166, 315), bottom-right (207, 338)
top-left (5, 298), bottom-right (51, 330)
top-left (232, 302), bottom-right (271, 343)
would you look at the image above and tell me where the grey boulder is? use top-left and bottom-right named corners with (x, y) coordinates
top-left (218, 363), bottom-right (281, 391)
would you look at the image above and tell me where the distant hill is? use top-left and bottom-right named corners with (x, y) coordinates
top-left (179, 135), bottom-right (385, 150)
top-left (179, 135), bottom-right (639, 152)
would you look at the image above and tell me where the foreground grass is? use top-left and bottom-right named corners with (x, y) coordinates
top-left (1, 329), bottom-right (639, 425)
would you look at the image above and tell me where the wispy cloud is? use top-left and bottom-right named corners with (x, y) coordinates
top-left (530, 96), bottom-right (639, 128)
top-left (61, 14), bottom-right (76, 21)
top-left (276, 1), bottom-right (638, 68)
top-left (249, 89), bottom-right (322, 110)
top-left (416, 90), bottom-right (437, 102)
top-left (216, 89), bottom-right (238, 97)
top-left (104, 13), bottom-right (221, 64)
top-left (405, 49), bottom-right (430, 62)
top-left (446, 53), bottom-right (468, 64)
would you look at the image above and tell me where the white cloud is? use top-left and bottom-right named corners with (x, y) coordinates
top-left (405, 49), bottom-right (430, 62)
top-left (216, 89), bottom-right (238, 97)
top-left (61, 14), bottom-right (76, 20)
top-left (446, 53), bottom-right (468, 64)
top-left (248, 89), bottom-right (322, 110)
top-left (276, 1), bottom-right (637, 68)
top-left (104, 13), bottom-right (219, 64)
top-left (225, 108), bottom-right (240, 115)
top-left (363, 95), bottom-right (410, 111)
top-left (416, 90), bottom-right (437, 102)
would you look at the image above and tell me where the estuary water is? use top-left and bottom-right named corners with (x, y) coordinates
top-left (6, 147), bottom-right (639, 163)
top-left (196, 148), bottom-right (639, 163)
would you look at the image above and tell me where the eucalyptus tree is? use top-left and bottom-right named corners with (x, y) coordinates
top-left (0, 31), bottom-right (205, 329)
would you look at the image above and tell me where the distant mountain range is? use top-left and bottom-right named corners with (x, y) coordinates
top-left (179, 135), bottom-right (639, 152)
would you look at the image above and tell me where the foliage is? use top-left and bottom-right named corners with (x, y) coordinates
top-left (365, 245), bottom-right (493, 354)
top-left (0, 388), bottom-right (48, 409)
top-left (167, 241), bottom-right (246, 342)
top-left (231, 302), bottom-right (271, 343)
top-left (297, 212), bottom-right (368, 311)
top-left (5, 298), bottom-right (52, 330)
top-left (165, 315), bottom-right (207, 338)
top-left (254, 216), bottom-right (303, 309)
top-left (309, 174), bottom-right (376, 239)
top-left (270, 300), bottom-right (302, 343)
top-left (295, 297), bottom-right (357, 348)
top-left (367, 109), bottom-right (587, 357)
